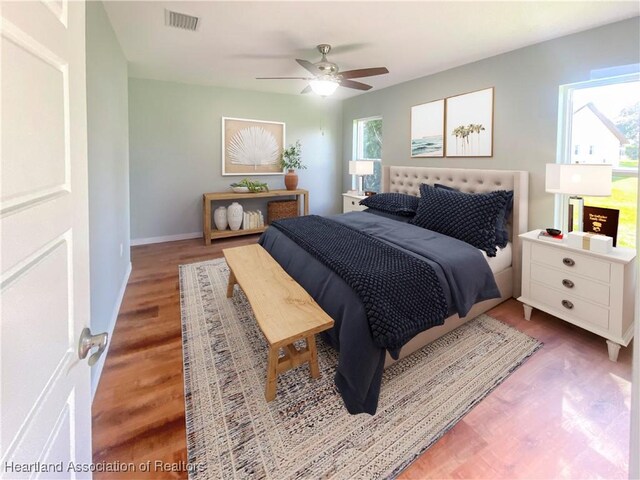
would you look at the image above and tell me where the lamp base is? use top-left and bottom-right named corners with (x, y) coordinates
top-left (356, 176), bottom-right (364, 196)
top-left (567, 196), bottom-right (584, 232)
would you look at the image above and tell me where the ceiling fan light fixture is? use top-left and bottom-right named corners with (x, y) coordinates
top-left (309, 78), bottom-right (339, 96)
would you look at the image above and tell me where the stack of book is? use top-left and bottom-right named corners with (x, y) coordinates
top-left (537, 230), bottom-right (564, 242)
top-left (242, 210), bottom-right (265, 230)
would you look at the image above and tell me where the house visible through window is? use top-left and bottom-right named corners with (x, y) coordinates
top-left (353, 117), bottom-right (382, 192)
top-left (558, 73), bottom-right (639, 248)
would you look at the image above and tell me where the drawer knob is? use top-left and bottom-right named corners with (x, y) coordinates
top-left (562, 257), bottom-right (575, 267)
top-left (562, 279), bottom-right (575, 289)
top-left (351, 201), bottom-right (356, 205)
top-left (562, 299), bottom-right (574, 310)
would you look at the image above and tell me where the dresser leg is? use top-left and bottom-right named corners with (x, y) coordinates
top-left (522, 304), bottom-right (533, 321)
top-left (606, 340), bottom-right (621, 362)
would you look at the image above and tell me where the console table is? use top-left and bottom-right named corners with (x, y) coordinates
top-left (202, 189), bottom-right (309, 244)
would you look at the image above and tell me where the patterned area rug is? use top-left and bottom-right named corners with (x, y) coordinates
top-left (179, 258), bottom-right (542, 480)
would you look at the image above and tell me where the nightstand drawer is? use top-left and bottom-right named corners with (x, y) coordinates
top-left (530, 263), bottom-right (610, 306)
top-left (531, 243), bottom-right (610, 282)
top-left (343, 197), bottom-right (366, 213)
top-left (530, 282), bottom-right (609, 330)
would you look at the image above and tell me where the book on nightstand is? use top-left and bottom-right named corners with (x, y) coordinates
top-left (537, 231), bottom-right (564, 242)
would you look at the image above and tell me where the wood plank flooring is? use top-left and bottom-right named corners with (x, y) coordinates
top-left (92, 237), bottom-right (632, 479)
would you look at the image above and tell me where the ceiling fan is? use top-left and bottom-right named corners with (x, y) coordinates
top-left (256, 44), bottom-right (389, 96)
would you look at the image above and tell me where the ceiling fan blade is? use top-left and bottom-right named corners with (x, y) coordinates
top-left (256, 77), bottom-right (312, 80)
top-left (339, 67), bottom-right (389, 79)
top-left (296, 59), bottom-right (320, 75)
top-left (340, 79), bottom-right (372, 91)
top-left (300, 85), bottom-right (312, 94)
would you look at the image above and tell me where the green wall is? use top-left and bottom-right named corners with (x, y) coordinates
top-left (86, 0), bottom-right (131, 395)
top-left (342, 17), bottom-right (640, 229)
top-left (128, 79), bottom-right (343, 241)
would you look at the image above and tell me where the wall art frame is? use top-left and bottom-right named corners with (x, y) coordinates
top-left (410, 99), bottom-right (445, 158)
top-left (222, 117), bottom-right (285, 176)
top-left (445, 87), bottom-right (494, 157)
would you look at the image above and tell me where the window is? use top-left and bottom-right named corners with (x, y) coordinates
top-left (557, 73), bottom-right (639, 248)
top-left (353, 117), bottom-right (382, 192)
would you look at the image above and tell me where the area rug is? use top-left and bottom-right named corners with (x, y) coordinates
top-left (179, 258), bottom-right (542, 480)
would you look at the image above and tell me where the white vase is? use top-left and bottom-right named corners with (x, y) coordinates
top-left (214, 206), bottom-right (228, 230)
top-left (227, 202), bottom-right (243, 231)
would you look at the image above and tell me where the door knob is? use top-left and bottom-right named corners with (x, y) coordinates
top-left (78, 328), bottom-right (108, 366)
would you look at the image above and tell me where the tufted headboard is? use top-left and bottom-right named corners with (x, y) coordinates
top-left (382, 165), bottom-right (529, 297)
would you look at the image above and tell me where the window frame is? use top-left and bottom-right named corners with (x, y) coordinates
top-left (555, 72), bottom-right (639, 232)
top-left (352, 116), bottom-right (383, 191)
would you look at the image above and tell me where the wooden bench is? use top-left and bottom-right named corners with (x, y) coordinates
top-left (223, 244), bottom-right (334, 401)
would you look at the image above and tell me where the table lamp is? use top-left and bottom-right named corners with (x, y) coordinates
top-left (545, 163), bottom-right (612, 232)
top-left (349, 160), bottom-right (374, 195)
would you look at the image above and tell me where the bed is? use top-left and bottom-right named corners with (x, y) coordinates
top-left (259, 166), bottom-right (529, 414)
top-left (380, 166), bottom-right (528, 366)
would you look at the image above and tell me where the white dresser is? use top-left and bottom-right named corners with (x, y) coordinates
top-left (342, 193), bottom-right (367, 213)
top-left (518, 230), bottom-right (636, 361)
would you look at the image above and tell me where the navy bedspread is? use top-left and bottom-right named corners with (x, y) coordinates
top-left (258, 211), bottom-right (500, 414)
top-left (271, 215), bottom-right (448, 353)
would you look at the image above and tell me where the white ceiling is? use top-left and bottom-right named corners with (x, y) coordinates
top-left (104, 1), bottom-right (639, 99)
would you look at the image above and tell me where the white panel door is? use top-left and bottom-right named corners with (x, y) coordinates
top-left (1, 0), bottom-right (93, 477)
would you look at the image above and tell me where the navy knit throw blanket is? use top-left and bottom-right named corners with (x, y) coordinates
top-left (270, 215), bottom-right (448, 354)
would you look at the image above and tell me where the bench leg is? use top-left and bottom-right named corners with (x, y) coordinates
top-left (307, 335), bottom-right (320, 379)
top-left (226, 269), bottom-right (236, 298)
top-left (265, 346), bottom-right (279, 401)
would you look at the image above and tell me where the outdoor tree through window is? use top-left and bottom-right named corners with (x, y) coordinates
top-left (559, 74), bottom-right (639, 248)
top-left (354, 117), bottom-right (382, 192)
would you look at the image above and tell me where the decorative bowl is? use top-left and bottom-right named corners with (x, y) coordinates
top-left (232, 186), bottom-right (250, 193)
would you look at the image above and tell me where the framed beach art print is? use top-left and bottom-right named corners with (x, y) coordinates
top-left (222, 117), bottom-right (285, 175)
top-left (445, 87), bottom-right (494, 157)
top-left (411, 99), bottom-right (445, 157)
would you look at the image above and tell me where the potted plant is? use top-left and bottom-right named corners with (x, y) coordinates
top-left (280, 140), bottom-right (306, 190)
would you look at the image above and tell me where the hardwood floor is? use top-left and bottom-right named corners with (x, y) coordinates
top-left (92, 237), bottom-right (633, 479)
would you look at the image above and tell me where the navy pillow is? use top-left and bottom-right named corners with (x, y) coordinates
top-left (359, 193), bottom-right (419, 217)
top-left (434, 183), bottom-right (513, 248)
top-left (411, 184), bottom-right (509, 256)
top-left (497, 191), bottom-right (514, 248)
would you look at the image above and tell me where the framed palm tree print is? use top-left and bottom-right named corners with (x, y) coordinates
top-left (445, 87), bottom-right (494, 157)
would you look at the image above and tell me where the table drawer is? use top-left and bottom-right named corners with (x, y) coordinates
top-left (343, 197), bottom-right (366, 213)
top-left (530, 282), bottom-right (609, 330)
top-left (530, 263), bottom-right (610, 306)
top-left (531, 243), bottom-right (610, 282)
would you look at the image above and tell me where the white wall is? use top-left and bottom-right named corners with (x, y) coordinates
top-left (128, 79), bottom-right (343, 242)
top-left (86, 0), bottom-right (131, 396)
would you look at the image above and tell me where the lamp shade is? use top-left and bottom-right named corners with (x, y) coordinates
top-left (349, 160), bottom-right (374, 176)
top-left (545, 164), bottom-right (612, 197)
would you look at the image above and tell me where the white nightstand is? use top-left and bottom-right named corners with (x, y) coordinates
top-left (342, 193), bottom-right (367, 213)
top-left (518, 229), bottom-right (636, 361)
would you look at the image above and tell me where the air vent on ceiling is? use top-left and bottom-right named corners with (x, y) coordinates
top-left (165, 9), bottom-right (199, 31)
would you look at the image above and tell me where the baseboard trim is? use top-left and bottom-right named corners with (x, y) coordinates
top-left (131, 231), bottom-right (202, 246)
top-left (91, 261), bottom-right (132, 401)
